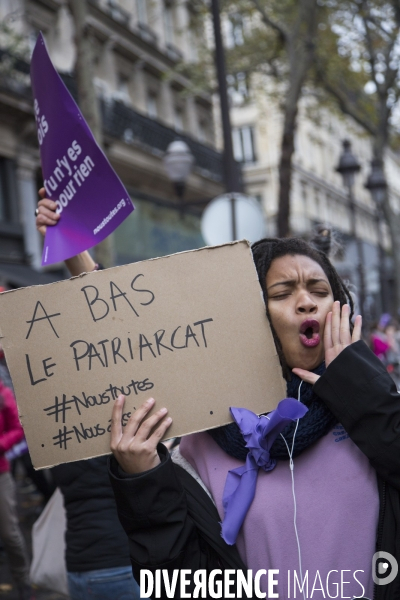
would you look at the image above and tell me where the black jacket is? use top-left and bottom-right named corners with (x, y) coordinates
top-left (314, 341), bottom-right (400, 600)
top-left (52, 455), bottom-right (131, 572)
top-left (109, 341), bottom-right (400, 599)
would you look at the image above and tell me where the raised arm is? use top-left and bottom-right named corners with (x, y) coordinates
top-left (35, 187), bottom-right (96, 276)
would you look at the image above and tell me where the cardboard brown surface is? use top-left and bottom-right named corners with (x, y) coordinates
top-left (0, 241), bottom-right (286, 469)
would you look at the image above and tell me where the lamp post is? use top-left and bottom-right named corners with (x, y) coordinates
top-left (365, 158), bottom-right (389, 313)
top-left (335, 140), bottom-right (367, 317)
top-left (165, 1), bottom-right (242, 239)
top-left (163, 140), bottom-right (194, 207)
top-left (211, 0), bottom-right (242, 240)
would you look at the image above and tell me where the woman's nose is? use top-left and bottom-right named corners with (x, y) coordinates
top-left (296, 292), bottom-right (317, 313)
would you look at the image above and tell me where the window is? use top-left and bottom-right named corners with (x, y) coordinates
top-left (227, 72), bottom-right (249, 104)
top-left (235, 72), bottom-right (248, 97)
top-left (232, 126), bottom-right (256, 163)
top-left (117, 74), bottom-right (130, 102)
top-left (0, 162), bottom-right (8, 221)
top-left (136, 0), bottom-right (147, 24)
top-left (146, 93), bottom-right (158, 119)
top-left (225, 14), bottom-right (244, 48)
top-left (164, 5), bottom-right (175, 45)
top-left (314, 188), bottom-right (320, 213)
top-left (107, 0), bottom-right (131, 24)
top-left (0, 158), bottom-right (18, 223)
top-left (174, 106), bottom-right (184, 131)
top-left (198, 119), bottom-right (208, 144)
top-left (28, 30), bottom-right (41, 56)
top-left (114, 197), bottom-right (205, 264)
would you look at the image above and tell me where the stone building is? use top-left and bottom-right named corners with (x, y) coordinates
top-left (0, 0), bottom-right (224, 286)
top-left (225, 36), bottom-right (400, 317)
top-left (230, 86), bottom-right (400, 315)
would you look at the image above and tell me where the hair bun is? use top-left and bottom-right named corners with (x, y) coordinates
top-left (310, 225), bottom-right (331, 256)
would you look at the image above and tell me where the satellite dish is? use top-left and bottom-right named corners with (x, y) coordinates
top-left (201, 193), bottom-right (266, 246)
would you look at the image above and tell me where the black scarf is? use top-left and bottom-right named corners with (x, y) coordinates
top-left (208, 362), bottom-right (337, 461)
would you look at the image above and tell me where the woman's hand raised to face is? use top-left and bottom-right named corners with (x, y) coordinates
top-left (292, 300), bottom-right (362, 385)
top-left (110, 396), bottom-right (172, 475)
top-left (36, 187), bottom-right (60, 236)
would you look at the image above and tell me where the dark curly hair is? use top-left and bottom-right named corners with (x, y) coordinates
top-left (251, 237), bottom-right (354, 379)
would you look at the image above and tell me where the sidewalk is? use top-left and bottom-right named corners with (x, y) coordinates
top-left (0, 476), bottom-right (67, 600)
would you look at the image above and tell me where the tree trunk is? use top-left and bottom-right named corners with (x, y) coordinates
top-left (384, 209), bottom-right (400, 313)
top-left (373, 96), bottom-right (400, 312)
top-left (277, 89), bottom-right (301, 237)
top-left (68, 0), bottom-right (115, 268)
top-left (276, 0), bottom-right (318, 237)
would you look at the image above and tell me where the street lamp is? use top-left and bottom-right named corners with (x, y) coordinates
top-left (335, 140), bottom-right (366, 317)
top-left (163, 140), bottom-right (194, 204)
top-left (365, 158), bottom-right (389, 313)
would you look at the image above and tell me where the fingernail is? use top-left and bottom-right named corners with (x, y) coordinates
top-left (146, 397), bottom-right (154, 405)
top-left (166, 417), bottom-right (172, 424)
top-left (117, 395), bottom-right (124, 402)
top-left (160, 407), bottom-right (167, 414)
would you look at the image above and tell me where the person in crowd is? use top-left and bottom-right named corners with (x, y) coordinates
top-left (382, 321), bottom-right (400, 384)
top-left (370, 315), bottom-right (400, 389)
top-left (0, 329), bottom-right (14, 392)
top-left (0, 340), bottom-right (56, 507)
top-left (37, 197), bottom-right (400, 599)
top-left (0, 379), bottom-right (31, 600)
top-left (370, 313), bottom-right (392, 361)
top-left (35, 190), bottom-right (142, 600)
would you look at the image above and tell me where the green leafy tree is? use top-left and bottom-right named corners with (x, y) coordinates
top-left (316, 0), bottom-right (400, 308)
top-left (187, 0), bottom-right (330, 236)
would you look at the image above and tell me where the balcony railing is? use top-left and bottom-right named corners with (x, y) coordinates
top-left (0, 48), bottom-right (31, 99)
top-left (100, 99), bottom-right (223, 182)
top-left (0, 50), bottom-right (224, 184)
top-left (61, 73), bottom-right (223, 183)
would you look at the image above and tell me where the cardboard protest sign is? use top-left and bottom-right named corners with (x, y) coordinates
top-left (30, 33), bottom-right (134, 266)
top-left (0, 242), bottom-right (286, 469)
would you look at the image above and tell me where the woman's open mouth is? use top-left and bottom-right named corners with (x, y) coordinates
top-left (299, 319), bottom-right (320, 348)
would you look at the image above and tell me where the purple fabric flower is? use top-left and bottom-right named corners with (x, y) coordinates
top-left (221, 398), bottom-right (308, 545)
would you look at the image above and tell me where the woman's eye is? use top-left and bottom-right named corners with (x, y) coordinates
top-left (312, 290), bottom-right (329, 296)
top-left (272, 293), bottom-right (290, 299)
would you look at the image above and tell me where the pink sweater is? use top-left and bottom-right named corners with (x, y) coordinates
top-left (180, 424), bottom-right (378, 599)
top-left (0, 383), bottom-right (24, 473)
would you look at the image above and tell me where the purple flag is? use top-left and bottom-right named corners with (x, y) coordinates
top-left (30, 33), bottom-right (134, 266)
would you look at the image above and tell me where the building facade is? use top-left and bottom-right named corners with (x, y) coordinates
top-left (0, 0), bottom-right (224, 286)
top-left (229, 75), bottom-right (400, 318)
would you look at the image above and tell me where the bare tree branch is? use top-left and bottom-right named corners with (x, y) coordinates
top-left (382, 32), bottom-right (399, 95)
top-left (250, 0), bottom-right (289, 42)
top-left (361, 13), bottom-right (382, 94)
top-left (315, 65), bottom-right (377, 136)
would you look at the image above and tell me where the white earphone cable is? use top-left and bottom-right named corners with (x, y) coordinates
top-left (280, 380), bottom-right (306, 600)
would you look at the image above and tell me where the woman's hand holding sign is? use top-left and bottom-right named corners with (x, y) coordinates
top-left (36, 187), bottom-right (60, 235)
top-left (111, 396), bottom-right (172, 474)
top-left (35, 187), bottom-right (97, 276)
top-left (292, 301), bottom-right (362, 385)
